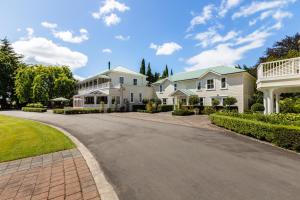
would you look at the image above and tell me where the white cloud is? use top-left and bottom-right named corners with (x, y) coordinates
top-left (92, 0), bottom-right (129, 26)
top-left (232, 0), bottom-right (295, 19)
top-left (248, 9), bottom-right (292, 27)
top-left (195, 28), bottom-right (239, 47)
top-left (187, 4), bottom-right (214, 31)
top-left (150, 42), bottom-right (182, 56)
top-left (17, 28), bottom-right (22, 32)
top-left (73, 74), bottom-right (85, 81)
top-left (53, 28), bottom-right (89, 43)
top-left (26, 28), bottom-right (34, 38)
top-left (102, 48), bottom-right (112, 53)
top-left (12, 32), bottom-right (88, 70)
top-left (115, 35), bottom-right (130, 41)
top-left (219, 0), bottom-right (242, 17)
top-left (41, 21), bottom-right (57, 29)
top-left (186, 28), bottom-right (272, 71)
top-left (103, 13), bottom-right (121, 26)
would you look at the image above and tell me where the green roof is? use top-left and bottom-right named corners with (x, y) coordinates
top-left (153, 66), bottom-right (245, 84)
top-left (170, 89), bottom-right (197, 97)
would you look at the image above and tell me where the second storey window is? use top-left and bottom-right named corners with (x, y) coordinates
top-left (221, 78), bottom-right (227, 89)
top-left (174, 83), bottom-right (177, 91)
top-left (130, 93), bottom-right (134, 103)
top-left (207, 79), bottom-right (214, 90)
top-left (119, 77), bottom-right (124, 84)
top-left (133, 79), bottom-right (137, 85)
top-left (197, 81), bottom-right (202, 90)
top-left (159, 85), bottom-right (163, 92)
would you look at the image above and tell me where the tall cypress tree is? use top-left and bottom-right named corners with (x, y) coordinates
top-left (146, 62), bottom-right (154, 85)
top-left (165, 65), bottom-right (169, 77)
top-left (171, 69), bottom-right (173, 76)
top-left (140, 58), bottom-right (146, 75)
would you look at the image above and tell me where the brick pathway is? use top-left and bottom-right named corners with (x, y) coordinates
top-left (0, 149), bottom-right (101, 200)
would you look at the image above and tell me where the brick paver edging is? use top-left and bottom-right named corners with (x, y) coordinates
top-left (44, 123), bottom-right (119, 200)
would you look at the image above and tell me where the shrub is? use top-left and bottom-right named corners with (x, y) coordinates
top-left (223, 97), bottom-right (237, 107)
top-left (251, 103), bottom-right (265, 112)
top-left (26, 102), bottom-right (44, 108)
top-left (22, 107), bottom-right (47, 112)
top-left (172, 109), bottom-right (194, 116)
top-left (132, 104), bottom-right (146, 112)
top-left (137, 109), bottom-right (159, 114)
top-left (210, 114), bottom-right (300, 151)
top-left (107, 108), bottom-right (112, 113)
top-left (146, 102), bottom-right (153, 112)
top-left (160, 105), bottom-right (173, 112)
top-left (212, 99), bottom-right (220, 107)
top-left (53, 109), bottom-right (64, 114)
top-left (203, 106), bottom-right (216, 115)
top-left (189, 95), bottom-right (199, 105)
top-left (63, 108), bottom-right (101, 115)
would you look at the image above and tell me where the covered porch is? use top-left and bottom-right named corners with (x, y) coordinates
top-left (169, 89), bottom-right (197, 106)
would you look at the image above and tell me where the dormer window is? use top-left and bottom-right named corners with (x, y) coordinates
top-left (207, 79), bottom-right (214, 90)
top-left (221, 77), bottom-right (227, 89)
top-left (174, 83), bottom-right (177, 91)
top-left (159, 85), bottom-right (163, 92)
top-left (119, 77), bottom-right (124, 84)
top-left (133, 79), bottom-right (137, 85)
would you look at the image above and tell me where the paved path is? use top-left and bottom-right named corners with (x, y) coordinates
top-left (0, 149), bottom-right (100, 200)
top-left (1, 111), bottom-right (300, 200)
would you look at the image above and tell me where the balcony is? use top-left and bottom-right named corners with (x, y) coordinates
top-left (78, 82), bottom-right (113, 95)
top-left (257, 57), bottom-right (300, 82)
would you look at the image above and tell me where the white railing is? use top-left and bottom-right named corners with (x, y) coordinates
top-left (78, 82), bottom-right (113, 94)
top-left (257, 57), bottom-right (300, 81)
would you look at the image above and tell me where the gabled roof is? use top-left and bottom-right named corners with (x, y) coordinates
top-left (101, 66), bottom-right (146, 77)
top-left (153, 66), bottom-right (245, 85)
top-left (169, 89), bottom-right (197, 97)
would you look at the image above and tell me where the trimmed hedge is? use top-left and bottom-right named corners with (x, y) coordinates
top-left (132, 104), bottom-right (146, 112)
top-left (53, 108), bottom-right (102, 115)
top-left (22, 107), bottom-right (47, 112)
top-left (26, 103), bottom-right (44, 108)
top-left (53, 109), bottom-right (64, 114)
top-left (172, 109), bottom-right (194, 116)
top-left (160, 105), bottom-right (174, 112)
top-left (210, 114), bottom-right (300, 151)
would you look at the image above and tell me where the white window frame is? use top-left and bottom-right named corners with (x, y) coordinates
top-left (119, 76), bottom-right (124, 84)
top-left (159, 85), bottom-right (163, 92)
top-left (133, 78), bottom-right (138, 86)
top-left (206, 79), bottom-right (215, 90)
top-left (139, 93), bottom-right (142, 103)
top-left (221, 77), bottom-right (227, 89)
top-left (196, 81), bottom-right (202, 90)
top-left (130, 92), bottom-right (134, 103)
top-left (162, 98), bottom-right (167, 105)
top-left (174, 83), bottom-right (177, 91)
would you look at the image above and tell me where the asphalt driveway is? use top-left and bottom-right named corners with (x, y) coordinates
top-left (1, 111), bottom-right (300, 200)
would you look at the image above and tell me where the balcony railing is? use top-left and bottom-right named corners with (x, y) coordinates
top-left (257, 57), bottom-right (300, 81)
top-left (78, 82), bottom-right (113, 94)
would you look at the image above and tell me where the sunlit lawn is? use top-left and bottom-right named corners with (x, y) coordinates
top-left (0, 115), bottom-right (75, 162)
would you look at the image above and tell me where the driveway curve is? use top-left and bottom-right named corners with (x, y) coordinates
top-left (2, 111), bottom-right (300, 200)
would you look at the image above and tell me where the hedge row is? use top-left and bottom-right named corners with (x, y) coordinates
top-left (22, 107), bottom-right (47, 112)
top-left (172, 109), bottom-right (194, 116)
top-left (53, 108), bottom-right (102, 115)
top-left (210, 114), bottom-right (300, 151)
top-left (160, 105), bottom-right (174, 112)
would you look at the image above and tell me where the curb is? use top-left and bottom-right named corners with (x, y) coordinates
top-left (43, 123), bottom-right (119, 200)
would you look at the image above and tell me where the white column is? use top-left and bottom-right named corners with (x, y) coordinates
top-left (267, 89), bottom-right (274, 114)
top-left (94, 96), bottom-right (97, 107)
top-left (263, 91), bottom-right (268, 115)
top-left (275, 93), bottom-right (280, 113)
top-left (187, 96), bottom-right (190, 105)
top-left (107, 96), bottom-right (112, 108)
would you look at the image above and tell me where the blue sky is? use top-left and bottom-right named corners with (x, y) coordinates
top-left (0, 0), bottom-right (299, 79)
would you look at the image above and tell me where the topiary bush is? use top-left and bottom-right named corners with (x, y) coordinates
top-left (26, 102), bottom-right (44, 108)
top-left (22, 107), bottom-right (47, 112)
top-left (251, 103), bottom-right (265, 112)
top-left (223, 97), bottom-right (237, 107)
top-left (53, 109), bottom-right (64, 114)
top-left (203, 106), bottom-right (216, 115)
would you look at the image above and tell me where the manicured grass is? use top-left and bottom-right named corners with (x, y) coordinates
top-left (0, 115), bottom-right (75, 162)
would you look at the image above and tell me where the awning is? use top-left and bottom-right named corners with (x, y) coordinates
top-left (50, 97), bottom-right (70, 102)
top-left (169, 89), bottom-right (197, 97)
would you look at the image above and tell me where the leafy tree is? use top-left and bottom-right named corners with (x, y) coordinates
top-left (0, 38), bottom-right (22, 108)
top-left (32, 74), bottom-right (50, 104)
top-left (259, 33), bottom-right (300, 63)
top-left (15, 67), bottom-right (35, 104)
top-left (140, 58), bottom-right (146, 75)
top-left (223, 97), bottom-right (237, 107)
top-left (54, 76), bottom-right (76, 98)
top-left (189, 95), bottom-right (199, 105)
top-left (146, 62), bottom-right (154, 85)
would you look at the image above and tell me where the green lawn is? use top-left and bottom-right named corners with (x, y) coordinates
top-left (0, 115), bottom-right (75, 162)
